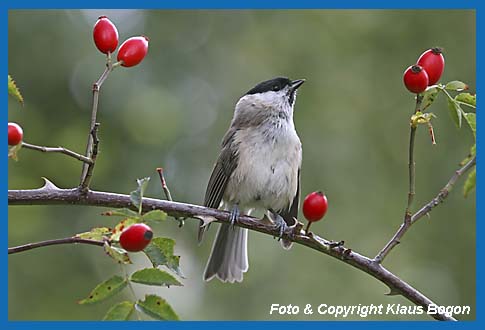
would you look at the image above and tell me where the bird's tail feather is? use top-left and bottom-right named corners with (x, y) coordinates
top-left (203, 224), bottom-right (248, 283)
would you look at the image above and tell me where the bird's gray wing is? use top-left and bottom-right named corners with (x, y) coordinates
top-left (198, 129), bottom-right (238, 243)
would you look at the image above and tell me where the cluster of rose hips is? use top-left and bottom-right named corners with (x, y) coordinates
top-left (302, 191), bottom-right (328, 232)
top-left (403, 47), bottom-right (445, 94)
top-left (8, 17), bottom-right (150, 148)
top-left (93, 16), bottom-right (149, 67)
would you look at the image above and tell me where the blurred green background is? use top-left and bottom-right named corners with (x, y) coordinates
top-left (8, 10), bottom-right (475, 320)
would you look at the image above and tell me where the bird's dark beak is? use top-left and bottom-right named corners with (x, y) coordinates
top-left (290, 79), bottom-right (305, 91)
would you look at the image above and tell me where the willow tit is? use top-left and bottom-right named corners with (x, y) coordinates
top-left (199, 77), bottom-right (305, 283)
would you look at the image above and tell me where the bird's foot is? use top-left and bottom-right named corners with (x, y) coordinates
top-left (269, 211), bottom-right (288, 241)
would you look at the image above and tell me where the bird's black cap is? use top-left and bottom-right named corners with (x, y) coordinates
top-left (246, 77), bottom-right (292, 95)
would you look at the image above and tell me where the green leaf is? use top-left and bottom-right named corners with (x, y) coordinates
top-left (8, 144), bottom-right (22, 161)
top-left (142, 210), bottom-right (167, 223)
top-left (470, 144), bottom-right (476, 157)
top-left (103, 301), bottom-right (135, 321)
top-left (76, 227), bottom-right (111, 240)
top-left (463, 113), bottom-right (476, 139)
top-left (463, 168), bottom-right (476, 198)
top-left (8, 74), bottom-right (23, 105)
top-left (131, 268), bottom-right (183, 287)
top-left (136, 295), bottom-right (179, 320)
top-left (104, 242), bottom-right (132, 264)
top-left (460, 144), bottom-right (476, 166)
top-left (78, 275), bottom-right (127, 305)
top-left (110, 218), bottom-right (139, 242)
top-left (420, 86), bottom-right (439, 111)
top-left (447, 98), bottom-right (462, 128)
top-left (455, 92), bottom-right (476, 108)
top-left (101, 208), bottom-right (139, 218)
top-left (130, 177), bottom-right (151, 213)
top-left (144, 237), bottom-right (184, 278)
top-left (445, 80), bottom-right (468, 92)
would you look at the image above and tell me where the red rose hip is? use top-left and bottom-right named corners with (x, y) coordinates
top-left (417, 47), bottom-right (445, 86)
top-left (93, 16), bottom-right (119, 54)
top-left (303, 191), bottom-right (328, 222)
top-left (403, 65), bottom-right (429, 94)
top-left (119, 223), bottom-right (153, 252)
top-left (8, 122), bottom-right (23, 146)
top-left (117, 36), bottom-right (149, 67)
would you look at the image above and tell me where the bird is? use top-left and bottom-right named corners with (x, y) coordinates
top-left (199, 77), bottom-right (305, 283)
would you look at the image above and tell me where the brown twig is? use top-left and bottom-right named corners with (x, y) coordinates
top-left (375, 155), bottom-right (475, 264)
top-left (80, 57), bottom-right (120, 190)
top-left (156, 167), bottom-right (184, 227)
top-left (156, 167), bottom-right (173, 201)
top-left (374, 94), bottom-right (422, 264)
top-left (8, 179), bottom-right (458, 321)
top-left (80, 123), bottom-right (100, 192)
top-left (8, 236), bottom-right (104, 254)
top-left (21, 142), bottom-right (93, 164)
top-left (411, 156), bottom-right (476, 224)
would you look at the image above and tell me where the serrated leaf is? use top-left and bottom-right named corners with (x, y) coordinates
top-left (110, 218), bottom-right (139, 242)
top-left (463, 113), bottom-right (476, 139)
top-left (143, 237), bottom-right (184, 278)
top-left (8, 144), bottom-right (22, 161)
top-left (76, 227), bottom-right (111, 240)
top-left (420, 86), bottom-right (439, 111)
top-left (131, 268), bottom-right (182, 287)
top-left (78, 275), bottom-right (127, 305)
top-left (101, 208), bottom-right (139, 218)
top-left (142, 210), bottom-right (167, 223)
top-left (136, 295), bottom-right (179, 320)
top-left (8, 75), bottom-right (23, 105)
top-left (447, 98), bottom-right (462, 128)
top-left (455, 92), bottom-right (476, 108)
top-left (130, 177), bottom-right (151, 213)
top-left (103, 301), bottom-right (135, 321)
top-left (463, 168), bottom-right (476, 198)
top-left (104, 242), bottom-right (132, 264)
top-left (445, 80), bottom-right (468, 92)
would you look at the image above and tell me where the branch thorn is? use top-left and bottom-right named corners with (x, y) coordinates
top-left (40, 177), bottom-right (60, 191)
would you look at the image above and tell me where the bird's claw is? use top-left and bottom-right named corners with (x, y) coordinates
top-left (270, 211), bottom-right (288, 241)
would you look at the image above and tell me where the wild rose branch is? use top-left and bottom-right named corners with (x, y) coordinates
top-left (7, 15), bottom-right (476, 322)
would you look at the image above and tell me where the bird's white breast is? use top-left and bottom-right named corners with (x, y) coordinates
top-left (224, 114), bottom-right (302, 212)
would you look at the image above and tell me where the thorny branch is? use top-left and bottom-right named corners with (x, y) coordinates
top-left (8, 177), bottom-right (470, 321)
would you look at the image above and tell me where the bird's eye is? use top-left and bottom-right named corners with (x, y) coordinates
top-left (272, 85), bottom-right (280, 91)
